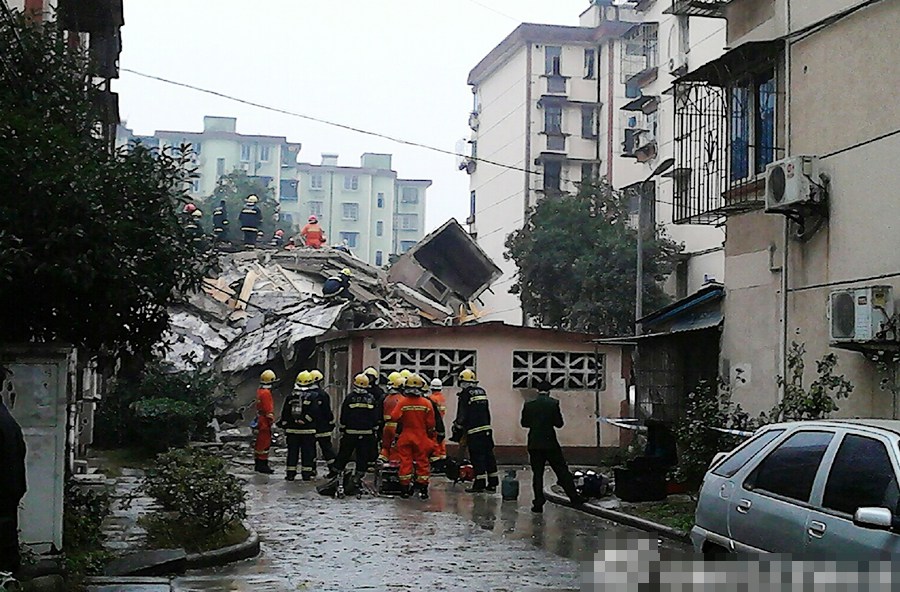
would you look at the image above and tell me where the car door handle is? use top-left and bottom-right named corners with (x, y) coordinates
top-left (736, 499), bottom-right (752, 514)
top-left (808, 521), bottom-right (827, 538)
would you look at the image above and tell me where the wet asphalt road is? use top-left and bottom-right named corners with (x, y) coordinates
top-left (171, 461), bottom-right (690, 591)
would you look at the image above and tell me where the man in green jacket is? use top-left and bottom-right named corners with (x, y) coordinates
top-left (520, 379), bottom-right (583, 513)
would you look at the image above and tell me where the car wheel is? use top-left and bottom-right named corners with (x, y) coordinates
top-left (703, 542), bottom-right (729, 560)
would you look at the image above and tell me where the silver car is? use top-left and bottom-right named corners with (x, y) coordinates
top-left (692, 419), bottom-right (900, 559)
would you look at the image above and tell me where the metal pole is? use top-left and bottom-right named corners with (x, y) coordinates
top-left (635, 186), bottom-right (643, 336)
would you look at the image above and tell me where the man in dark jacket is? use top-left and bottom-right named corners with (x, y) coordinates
top-left (239, 195), bottom-right (263, 247)
top-left (520, 380), bottom-right (583, 513)
top-left (0, 370), bottom-right (27, 573)
top-left (333, 373), bottom-right (381, 480)
top-left (212, 200), bottom-right (229, 243)
top-left (451, 368), bottom-right (498, 493)
top-left (310, 369), bottom-right (337, 478)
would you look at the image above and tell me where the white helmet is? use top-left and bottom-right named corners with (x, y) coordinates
top-left (430, 378), bottom-right (443, 390)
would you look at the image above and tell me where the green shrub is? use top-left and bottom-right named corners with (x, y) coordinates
top-left (63, 482), bottom-right (111, 553)
top-left (141, 448), bottom-right (246, 533)
top-left (132, 398), bottom-right (206, 451)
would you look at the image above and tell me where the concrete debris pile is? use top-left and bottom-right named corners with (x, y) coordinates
top-left (161, 220), bottom-right (500, 375)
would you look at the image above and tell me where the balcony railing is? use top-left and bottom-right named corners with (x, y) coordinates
top-left (665, 0), bottom-right (730, 18)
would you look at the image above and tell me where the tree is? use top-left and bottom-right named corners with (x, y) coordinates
top-left (504, 180), bottom-right (682, 335)
top-left (0, 15), bottom-right (214, 364)
top-left (200, 171), bottom-right (291, 240)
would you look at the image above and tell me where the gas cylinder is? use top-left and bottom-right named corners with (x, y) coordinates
top-left (501, 469), bottom-right (519, 501)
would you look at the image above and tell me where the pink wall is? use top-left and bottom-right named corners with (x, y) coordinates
top-left (349, 328), bottom-right (626, 450)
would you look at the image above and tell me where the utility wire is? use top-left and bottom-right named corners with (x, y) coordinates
top-left (462, 0), bottom-right (520, 22)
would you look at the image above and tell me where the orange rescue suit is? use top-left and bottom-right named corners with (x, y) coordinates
top-left (428, 391), bottom-right (447, 463)
top-left (379, 391), bottom-right (403, 462)
top-left (255, 386), bottom-right (275, 461)
top-left (391, 393), bottom-right (436, 487)
top-left (300, 223), bottom-right (326, 248)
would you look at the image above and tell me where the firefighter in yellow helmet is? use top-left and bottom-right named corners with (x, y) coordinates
top-left (333, 374), bottom-right (380, 481)
top-left (277, 371), bottom-right (318, 481)
top-left (310, 369), bottom-right (338, 478)
top-left (239, 194), bottom-right (262, 248)
top-left (323, 268), bottom-right (353, 301)
top-left (452, 368), bottom-right (498, 493)
top-left (254, 370), bottom-right (277, 474)
top-left (379, 372), bottom-right (406, 463)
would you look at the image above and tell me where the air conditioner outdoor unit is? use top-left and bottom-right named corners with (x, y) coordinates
top-left (829, 285), bottom-right (894, 343)
top-left (764, 155), bottom-right (824, 213)
top-left (668, 54), bottom-right (687, 75)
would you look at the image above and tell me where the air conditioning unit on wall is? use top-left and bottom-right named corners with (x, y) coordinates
top-left (829, 286), bottom-right (894, 343)
top-left (764, 155), bottom-right (825, 213)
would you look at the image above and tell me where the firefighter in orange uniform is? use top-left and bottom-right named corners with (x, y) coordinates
top-left (300, 215), bottom-right (326, 248)
top-left (378, 372), bottom-right (405, 463)
top-left (254, 370), bottom-right (277, 474)
top-left (392, 374), bottom-right (438, 499)
top-left (427, 378), bottom-right (448, 473)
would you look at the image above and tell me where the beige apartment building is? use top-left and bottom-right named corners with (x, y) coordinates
top-left (671, 0), bottom-right (900, 418)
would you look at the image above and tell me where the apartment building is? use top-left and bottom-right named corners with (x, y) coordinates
top-left (117, 116), bottom-right (302, 211)
top-left (623, 0), bottom-right (728, 299)
top-left (282, 153), bottom-right (430, 266)
top-left (671, 0), bottom-right (900, 418)
top-left (466, 0), bottom-right (647, 325)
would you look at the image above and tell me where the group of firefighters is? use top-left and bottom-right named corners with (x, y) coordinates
top-left (182, 194), bottom-right (333, 252)
top-left (253, 366), bottom-right (498, 499)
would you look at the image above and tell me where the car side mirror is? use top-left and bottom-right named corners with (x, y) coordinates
top-left (853, 507), bottom-right (893, 531)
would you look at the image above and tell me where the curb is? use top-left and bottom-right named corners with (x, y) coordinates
top-left (184, 525), bottom-right (261, 570)
top-left (543, 487), bottom-right (691, 545)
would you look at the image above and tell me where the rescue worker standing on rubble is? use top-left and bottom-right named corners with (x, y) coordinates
top-left (310, 369), bottom-right (338, 478)
top-left (254, 370), bottom-right (277, 474)
top-left (378, 372), bottom-right (405, 463)
top-left (427, 378), bottom-right (448, 473)
top-left (239, 194), bottom-right (263, 247)
top-left (300, 215), bottom-right (326, 248)
top-left (452, 368), bottom-right (499, 493)
top-left (391, 374), bottom-right (438, 499)
top-left (269, 229), bottom-right (285, 248)
top-left (333, 374), bottom-right (380, 479)
top-left (278, 371), bottom-right (319, 481)
top-left (212, 200), bottom-right (229, 243)
top-left (521, 379), bottom-right (584, 512)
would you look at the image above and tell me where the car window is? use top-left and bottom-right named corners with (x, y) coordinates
top-left (744, 431), bottom-right (833, 502)
top-left (712, 429), bottom-right (785, 478)
top-left (822, 434), bottom-right (900, 516)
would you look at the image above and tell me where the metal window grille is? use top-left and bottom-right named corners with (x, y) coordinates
top-left (379, 348), bottom-right (477, 386)
top-left (512, 351), bottom-right (605, 391)
top-left (621, 23), bottom-right (659, 84)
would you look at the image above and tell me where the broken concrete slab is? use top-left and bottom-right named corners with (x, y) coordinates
top-left (103, 549), bottom-right (187, 577)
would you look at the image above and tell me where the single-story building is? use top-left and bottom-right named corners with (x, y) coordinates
top-left (316, 322), bottom-right (628, 464)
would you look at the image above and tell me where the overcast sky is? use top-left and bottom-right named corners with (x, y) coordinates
top-left (116, 0), bottom-right (591, 231)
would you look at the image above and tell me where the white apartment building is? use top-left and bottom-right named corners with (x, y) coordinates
top-left (622, 0), bottom-right (728, 299)
top-left (116, 116), bottom-right (302, 207)
top-left (281, 153), bottom-right (430, 266)
top-left (466, 0), bottom-right (730, 325)
top-left (466, 1), bottom-right (646, 325)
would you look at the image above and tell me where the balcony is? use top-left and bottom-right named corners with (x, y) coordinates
top-left (621, 23), bottom-right (659, 91)
top-left (665, 0), bottom-right (730, 18)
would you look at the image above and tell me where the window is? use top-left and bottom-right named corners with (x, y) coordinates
top-left (545, 105), bottom-right (563, 135)
top-left (308, 201), bottom-right (323, 216)
top-left (545, 46), bottom-right (561, 75)
top-left (401, 187), bottom-right (419, 204)
top-left (343, 175), bottom-right (359, 191)
top-left (216, 158), bottom-right (225, 178)
top-left (581, 163), bottom-right (596, 184)
top-left (543, 161), bottom-right (562, 193)
top-left (712, 429), bottom-right (785, 478)
top-left (342, 203), bottom-right (359, 221)
top-left (280, 179), bottom-right (298, 200)
top-left (259, 145), bottom-right (271, 162)
top-left (745, 431), bottom-right (834, 502)
top-left (240, 144), bottom-right (251, 162)
top-left (400, 240), bottom-right (417, 253)
top-left (339, 232), bottom-right (359, 248)
top-left (512, 351), bottom-right (604, 390)
top-left (377, 192), bottom-right (385, 208)
top-left (375, 251), bottom-right (383, 266)
top-left (729, 69), bottom-right (776, 181)
top-left (822, 435), bottom-right (900, 516)
top-left (581, 105), bottom-right (596, 139)
top-left (398, 214), bottom-right (418, 231)
top-left (193, 141), bottom-right (202, 155)
top-left (584, 48), bottom-right (596, 79)
top-left (380, 347), bottom-right (477, 386)
top-left (191, 178), bottom-right (200, 193)
top-left (310, 174), bottom-right (324, 190)
top-left (376, 221), bottom-right (384, 237)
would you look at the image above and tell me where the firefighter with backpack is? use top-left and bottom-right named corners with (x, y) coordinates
top-left (278, 371), bottom-right (319, 481)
